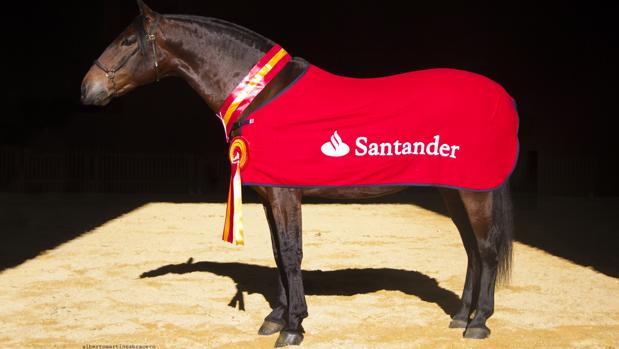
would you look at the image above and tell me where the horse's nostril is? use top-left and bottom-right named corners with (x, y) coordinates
top-left (81, 82), bottom-right (95, 105)
top-left (81, 83), bottom-right (88, 98)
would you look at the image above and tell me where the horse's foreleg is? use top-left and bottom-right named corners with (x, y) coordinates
top-left (440, 188), bottom-right (481, 329)
top-left (258, 202), bottom-right (288, 335)
top-left (260, 187), bottom-right (306, 347)
top-left (458, 190), bottom-right (497, 339)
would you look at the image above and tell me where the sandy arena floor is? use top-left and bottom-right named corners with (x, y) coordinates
top-left (0, 199), bottom-right (618, 348)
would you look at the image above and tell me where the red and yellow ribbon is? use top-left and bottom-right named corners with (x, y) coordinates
top-left (217, 45), bottom-right (291, 138)
top-left (222, 137), bottom-right (249, 245)
top-left (219, 45), bottom-right (291, 245)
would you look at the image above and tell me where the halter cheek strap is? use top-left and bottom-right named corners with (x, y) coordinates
top-left (145, 15), bottom-right (161, 82)
top-left (217, 45), bottom-right (291, 138)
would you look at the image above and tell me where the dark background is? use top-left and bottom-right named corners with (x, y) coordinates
top-left (1, 0), bottom-right (618, 195)
top-left (0, 1), bottom-right (617, 276)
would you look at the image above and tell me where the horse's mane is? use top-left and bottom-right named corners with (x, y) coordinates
top-left (164, 14), bottom-right (276, 51)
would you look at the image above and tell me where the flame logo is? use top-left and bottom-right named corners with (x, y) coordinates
top-left (321, 130), bottom-right (350, 157)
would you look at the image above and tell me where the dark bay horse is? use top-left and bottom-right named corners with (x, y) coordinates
top-left (81, 1), bottom-right (513, 347)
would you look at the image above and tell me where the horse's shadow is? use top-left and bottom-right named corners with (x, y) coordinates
top-left (140, 259), bottom-right (461, 316)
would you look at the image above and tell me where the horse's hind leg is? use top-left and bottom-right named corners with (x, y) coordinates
top-left (443, 188), bottom-right (505, 339)
top-left (440, 189), bottom-right (482, 329)
top-left (259, 187), bottom-right (306, 347)
top-left (459, 189), bottom-right (507, 339)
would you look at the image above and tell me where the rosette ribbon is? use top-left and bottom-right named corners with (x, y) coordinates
top-left (222, 137), bottom-right (249, 245)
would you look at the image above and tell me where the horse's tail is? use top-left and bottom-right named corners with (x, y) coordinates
top-left (492, 182), bottom-right (514, 285)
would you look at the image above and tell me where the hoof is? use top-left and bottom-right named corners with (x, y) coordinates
top-left (449, 318), bottom-right (468, 329)
top-left (464, 326), bottom-right (491, 339)
top-left (274, 331), bottom-right (304, 347)
top-left (258, 320), bottom-right (284, 336)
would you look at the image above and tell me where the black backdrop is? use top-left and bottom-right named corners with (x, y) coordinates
top-left (1, 1), bottom-right (617, 195)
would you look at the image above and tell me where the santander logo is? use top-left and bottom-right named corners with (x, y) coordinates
top-left (320, 130), bottom-right (462, 159)
top-left (320, 130), bottom-right (350, 157)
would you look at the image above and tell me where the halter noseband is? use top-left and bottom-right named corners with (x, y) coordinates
top-left (94, 15), bottom-right (161, 96)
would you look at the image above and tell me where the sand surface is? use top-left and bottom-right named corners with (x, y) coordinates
top-left (1, 200), bottom-right (618, 348)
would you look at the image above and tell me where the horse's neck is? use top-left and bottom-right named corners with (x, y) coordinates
top-left (163, 17), bottom-right (269, 112)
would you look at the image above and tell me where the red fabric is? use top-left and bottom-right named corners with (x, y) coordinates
top-left (239, 65), bottom-right (519, 191)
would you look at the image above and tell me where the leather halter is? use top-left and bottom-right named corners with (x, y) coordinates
top-left (94, 15), bottom-right (161, 96)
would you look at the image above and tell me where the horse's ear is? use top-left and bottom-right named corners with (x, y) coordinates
top-left (137, 0), bottom-right (157, 18)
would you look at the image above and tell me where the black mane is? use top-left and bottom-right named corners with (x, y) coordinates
top-left (164, 14), bottom-right (276, 51)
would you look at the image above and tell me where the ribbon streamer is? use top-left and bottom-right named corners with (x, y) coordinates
top-left (223, 137), bottom-right (249, 245)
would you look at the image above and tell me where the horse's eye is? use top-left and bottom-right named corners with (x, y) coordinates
top-left (121, 36), bottom-right (137, 47)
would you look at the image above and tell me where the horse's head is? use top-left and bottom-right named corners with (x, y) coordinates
top-left (81, 0), bottom-right (165, 106)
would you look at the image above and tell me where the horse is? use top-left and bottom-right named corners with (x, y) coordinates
top-left (81, 1), bottom-right (514, 347)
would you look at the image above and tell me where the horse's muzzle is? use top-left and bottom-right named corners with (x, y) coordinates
top-left (81, 80), bottom-right (111, 106)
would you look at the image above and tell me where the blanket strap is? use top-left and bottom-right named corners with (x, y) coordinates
top-left (223, 137), bottom-right (249, 245)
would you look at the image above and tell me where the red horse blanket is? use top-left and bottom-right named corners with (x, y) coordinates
top-left (240, 65), bottom-right (518, 189)
top-left (220, 46), bottom-right (519, 244)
